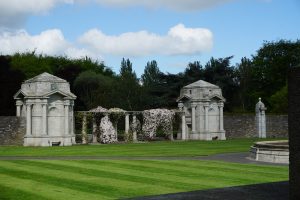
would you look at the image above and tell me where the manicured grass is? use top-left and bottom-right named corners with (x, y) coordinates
top-left (0, 138), bottom-right (281, 157)
top-left (0, 139), bottom-right (289, 199)
top-left (0, 159), bottom-right (288, 200)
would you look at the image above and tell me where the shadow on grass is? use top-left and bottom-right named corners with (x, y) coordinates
top-left (125, 181), bottom-right (288, 200)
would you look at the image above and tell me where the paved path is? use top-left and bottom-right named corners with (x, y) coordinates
top-left (0, 152), bottom-right (288, 166)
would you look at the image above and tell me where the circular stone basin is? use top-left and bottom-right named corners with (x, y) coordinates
top-left (249, 140), bottom-right (289, 164)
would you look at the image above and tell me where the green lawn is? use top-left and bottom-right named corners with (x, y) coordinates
top-left (0, 138), bottom-right (279, 157)
top-left (0, 139), bottom-right (289, 200)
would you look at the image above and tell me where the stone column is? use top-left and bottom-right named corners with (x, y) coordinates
top-left (132, 114), bottom-right (137, 142)
top-left (64, 100), bottom-right (70, 136)
top-left (92, 116), bottom-right (97, 143)
top-left (81, 112), bottom-right (87, 144)
top-left (204, 102), bottom-right (209, 132)
top-left (125, 113), bottom-right (130, 135)
top-left (16, 100), bottom-right (23, 117)
top-left (42, 99), bottom-right (48, 135)
top-left (191, 102), bottom-right (197, 134)
top-left (70, 101), bottom-right (74, 135)
top-left (178, 102), bottom-right (186, 140)
top-left (261, 109), bottom-right (266, 138)
top-left (26, 103), bottom-right (32, 136)
top-left (218, 102), bottom-right (224, 131)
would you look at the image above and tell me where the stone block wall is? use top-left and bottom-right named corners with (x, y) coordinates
top-left (0, 116), bottom-right (25, 145)
top-left (224, 114), bottom-right (288, 138)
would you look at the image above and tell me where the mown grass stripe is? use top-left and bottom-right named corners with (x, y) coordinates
top-left (70, 160), bottom-right (246, 186)
top-left (0, 174), bottom-right (113, 200)
top-left (0, 165), bottom-right (125, 199)
top-left (109, 159), bottom-right (288, 176)
top-left (30, 159), bottom-right (287, 190)
top-left (0, 160), bottom-right (179, 197)
top-left (32, 159), bottom-right (230, 188)
top-left (16, 159), bottom-right (210, 190)
top-left (141, 159), bottom-right (288, 174)
top-left (0, 184), bottom-right (51, 200)
top-left (74, 159), bottom-right (287, 184)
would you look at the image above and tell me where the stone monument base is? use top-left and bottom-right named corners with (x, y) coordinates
top-left (24, 135), bottom-right (76, 146)
top-left (190, 131), bottom-right (226, 140)
top-left (249, 141), bottom-right (289, 164)
top-left (177, 131), bottom-right (226, 140)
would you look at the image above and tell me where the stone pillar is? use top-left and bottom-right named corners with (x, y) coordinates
top-left (70, 100), bottom-right (75, 135)
top-left (256, 98), bottom-right (267, 138)
top-left (178, 102), bottom-right (186, 140)
top-left (261, 109), bottom-right (266, 138)
top-left (289, 67), bottom-right (300, 200)
top-left (125, 113), bottom-right (130, 135)
top-left (218, 102), bottom-right (224, 131)
top-left (92, 117), bottom-right (97, 143)
top-left (42, 99), bottom-right (48, 135)
top-left (16, 100), bottom-right (23, 117)
top-left (191, 102), bottom-right (197, 134)
top-left (204, 102), bottom-right (209, 132)
top-left (26, 103), bottom-right (32, 136)
top-left (81, 112), bottom-right (87, 144)
top-left (132, 114), bottom-right (137, 142)
top-left (64, 100), bottom-right (70, 136)
top-left (181, 113), bottom-right (186, 140)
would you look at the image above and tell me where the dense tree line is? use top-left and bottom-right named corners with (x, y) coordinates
top-left (0, 40), bottom-right (299, 115)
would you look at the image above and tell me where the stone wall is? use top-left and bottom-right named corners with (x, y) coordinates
top-left (224, 114), bottom-right (288, 138)
top-left (0, 116), bottom-right (25, 145)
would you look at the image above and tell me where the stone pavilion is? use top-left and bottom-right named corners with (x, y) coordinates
top-left (177, 80), bottom-right (226, 140)
top-left (14, 72), bottom-right (76, 146)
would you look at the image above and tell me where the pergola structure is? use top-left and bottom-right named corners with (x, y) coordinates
top-left (78, 108), bottom-right (186, 144)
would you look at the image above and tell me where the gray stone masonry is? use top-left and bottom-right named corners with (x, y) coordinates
top-left (224, 114), bottom-right (288, 138)
top-left (0, 116), bottom-right (25, 145)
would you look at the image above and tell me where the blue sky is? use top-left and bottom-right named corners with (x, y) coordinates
top-left (0, 0), bottom-right (299, 77)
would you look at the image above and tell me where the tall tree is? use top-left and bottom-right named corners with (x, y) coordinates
top-left (184, 61), bottom-right (204, 84)
top-left (236, 57), bottom-right (254, 111)
top-left (250, 40), bottom-right (300, 111)
top-left (117, 58), bottom-right (141, 110)
top-left (140, 60), bottom-right (165, 108)
top-left (141, 60), bottom-right (162, 87)
top-left (203, 56), bottom-right (238, 111)
top-left (0, 56), bottom-right (25, 115)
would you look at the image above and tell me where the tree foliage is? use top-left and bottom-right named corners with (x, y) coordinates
top-left (1, 40), bottom-right (299, 115)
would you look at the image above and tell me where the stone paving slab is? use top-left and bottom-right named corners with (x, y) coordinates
top-left (125, 181), bottom-right (289, 200)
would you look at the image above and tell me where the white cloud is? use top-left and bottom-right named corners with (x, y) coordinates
top-left (0, 0), bottom-right (236, 28)
top-left (0, 24), bottom-right (212, 59)
top-left (79, 24), bottom-right (213, 56)
top-left (0, 0), bottom-right (75, 28)
top-left (0, 29), bottom-right (97, 59)
top-left (94, 0), bottom-right (235, 11)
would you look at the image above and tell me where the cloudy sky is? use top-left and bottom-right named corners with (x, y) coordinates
top-left (0, 0), bottom-right (299, 76)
